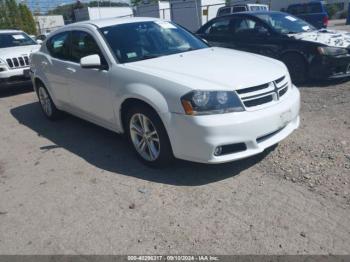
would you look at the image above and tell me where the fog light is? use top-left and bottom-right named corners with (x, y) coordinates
top-left (214, 146), bottom-right (222, 156)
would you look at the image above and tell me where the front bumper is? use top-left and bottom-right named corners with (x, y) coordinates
top-left (0, 67), bottom-right (31, 88)
top-left (309, 54), bottom-right (350, 79)
top-left (165, 86), bottom-right (300, 164)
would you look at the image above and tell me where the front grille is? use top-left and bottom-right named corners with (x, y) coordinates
top-left (6, 55), bottom-right (29, 69)
top-left (244, 95), bottom-right (273, 107)
top-left (236, 75), bottom-right (289, 109)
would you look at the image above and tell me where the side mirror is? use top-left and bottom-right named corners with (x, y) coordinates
top-left (36, 39), bottom-right (43, 45)
top-left (80, 54), bottom-right (101, 69)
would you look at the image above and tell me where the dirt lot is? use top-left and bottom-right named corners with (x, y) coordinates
top-left (0, 80), bottom-right (349, 255)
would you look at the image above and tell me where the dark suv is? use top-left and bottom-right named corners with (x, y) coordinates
top-left (286, 1), bottom-right (328, 29)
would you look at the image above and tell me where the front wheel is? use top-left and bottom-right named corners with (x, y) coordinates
top-left (37, 84), bottom-right (61, 120)
top-left (126, 105), bottom-right (173, 167)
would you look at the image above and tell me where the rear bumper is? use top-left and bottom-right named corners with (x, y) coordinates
top-left (309, 54), bottom-right (350, 79)
top-left (164, 86), bottom-right (300, 164)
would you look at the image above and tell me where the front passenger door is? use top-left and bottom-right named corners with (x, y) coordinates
top-left (231, 17), bottom-right (279, 59)
top-left (65, 30), bottom-right (114, 125)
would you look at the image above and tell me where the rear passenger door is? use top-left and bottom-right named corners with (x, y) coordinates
top-left (45, 31), bottom-right (71, 105)
top-left (198, 17), bottom-right (236, 49)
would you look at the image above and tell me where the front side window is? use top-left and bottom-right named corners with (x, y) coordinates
top-left (0, 32), bottom-right (37, 48)
top-left (47, 32), bottom-right (70, 60)
top-left (70, 31), bottom-right (106, 64)
top-left (101, 21), bottom-right (208, 63)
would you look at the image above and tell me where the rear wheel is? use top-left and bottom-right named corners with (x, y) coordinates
top-left (126, 105), bottom-right (173, 167)
top-left (36, 84), bottom-right (61, 120)
top-left (281, 53), bottom-right (307, 84)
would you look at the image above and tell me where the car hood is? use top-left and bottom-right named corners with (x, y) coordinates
top-left (289, 29), bottom-right (350, 48)
top-left (0, 45), bottom-right (40, 59)
top-left (124, 47), bottom-right (287, 92)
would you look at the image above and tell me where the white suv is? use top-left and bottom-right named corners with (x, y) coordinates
top-left (30, 17), bottom-right (300, 167)
top-left (0, 30), bottom-right (40, 88)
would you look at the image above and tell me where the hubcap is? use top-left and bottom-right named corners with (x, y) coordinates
top-left (129, 113), bottom-right (160, 161)
top-left (38, 87), bottom-right (52, 116)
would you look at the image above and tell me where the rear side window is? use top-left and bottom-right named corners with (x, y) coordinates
top-left (47, 32), bottom-right (70, 60)
top-left (288, 3), bottom-right (322, 15)
top-left (232, 6), bottom-right (247, 12)
top-left (306, 3), bottom-right (322, 13)
top-left (287, 5), bottom-right (303, 15)
top-left (205, 18), bottom-right (231, 35)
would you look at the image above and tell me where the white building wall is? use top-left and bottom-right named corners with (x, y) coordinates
top-left (34, 15), bottom-right (64, 34)
top-left (201, 0), bottom-right (225, 23)
top-left (88, 7), bottom-right (133, 20)
top-left (74, 7), bottom-right (133, 22)
top-left (159, 1), bottom-right (171, 20)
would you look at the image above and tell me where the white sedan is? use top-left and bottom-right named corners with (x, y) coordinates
top-left (30, 17), bottom-right (300, 167)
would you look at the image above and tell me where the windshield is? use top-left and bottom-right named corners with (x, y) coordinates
top-left (254, 12), bottom-right (316, 34)
top-left (0, 33), bottom-right (37, 48)
top-left (100, 21), bottom-right (208, 63)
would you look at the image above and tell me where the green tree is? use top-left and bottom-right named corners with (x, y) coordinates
top-left (5, 0), bottom-right (22, 29)
top-left (0, 0), bottom-right (11, 29)
top-left (19, 3), bottom-right (37, 34)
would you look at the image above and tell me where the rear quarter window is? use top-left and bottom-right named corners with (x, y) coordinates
top-left (218, 7), bottom-right (231, 16)
top-left (232, 6), bottom-right (247, 12)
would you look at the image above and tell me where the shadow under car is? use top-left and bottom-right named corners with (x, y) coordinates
top-left (10, 101), bottom-right (274, 186)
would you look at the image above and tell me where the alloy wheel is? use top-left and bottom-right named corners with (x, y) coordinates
top-left (38, 86), bottom-right (52, 117)
top-left (129, 113), bottom-right (160, 162)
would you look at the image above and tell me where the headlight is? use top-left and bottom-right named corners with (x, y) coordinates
top-left (181, 90), bottom-right (244, 115)
top-left (317, 46), bottom-right (348, 56)
top-left (0, 58), bottom-right (5, 64)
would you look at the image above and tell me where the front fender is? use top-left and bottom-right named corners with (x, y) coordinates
top-left (115, 83), bottom-right (171, 133)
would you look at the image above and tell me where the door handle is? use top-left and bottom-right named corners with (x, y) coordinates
top-left (66, 67), bottom-right (76, 73)
top-left (41, 61), bottom-right (48, 66)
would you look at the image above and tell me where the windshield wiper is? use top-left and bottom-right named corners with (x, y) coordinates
top-left (140, 54), bottom-right (162, 60)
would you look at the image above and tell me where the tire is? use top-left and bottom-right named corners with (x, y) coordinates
top-left (36, 83), bottom-right (61, 120)
top-left (126, 104), bottom-right (173, 167)
top-left (281, 53), bottom-right (307, 84)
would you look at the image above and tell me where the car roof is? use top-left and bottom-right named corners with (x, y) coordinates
top-left (0, 29), bottom-right (23, 34)
top-left (288, 1), bottom-right (322, 7)
top-left (219, 10), bottom-right (284, 17)
top-left (67, 16), bottom-right (161, 29)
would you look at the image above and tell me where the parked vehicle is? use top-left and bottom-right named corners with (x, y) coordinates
top-left (30, 17), bottom-right (300, 167)
top-left (197, 11), bottom-right (350, 83)
top-left (217, 4), bottom-right (269, 17)
top-left (286, 1), bottom-right (328, 29)
top-left (35, 34), bottom-right (48, 43)
top-left (0, 30), bottom-right (40, 88)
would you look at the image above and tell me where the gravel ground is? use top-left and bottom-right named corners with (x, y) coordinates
top-left (259, 81), bottom-right (350, 207)
top-left (0, 81), bottom-right (349, 255)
